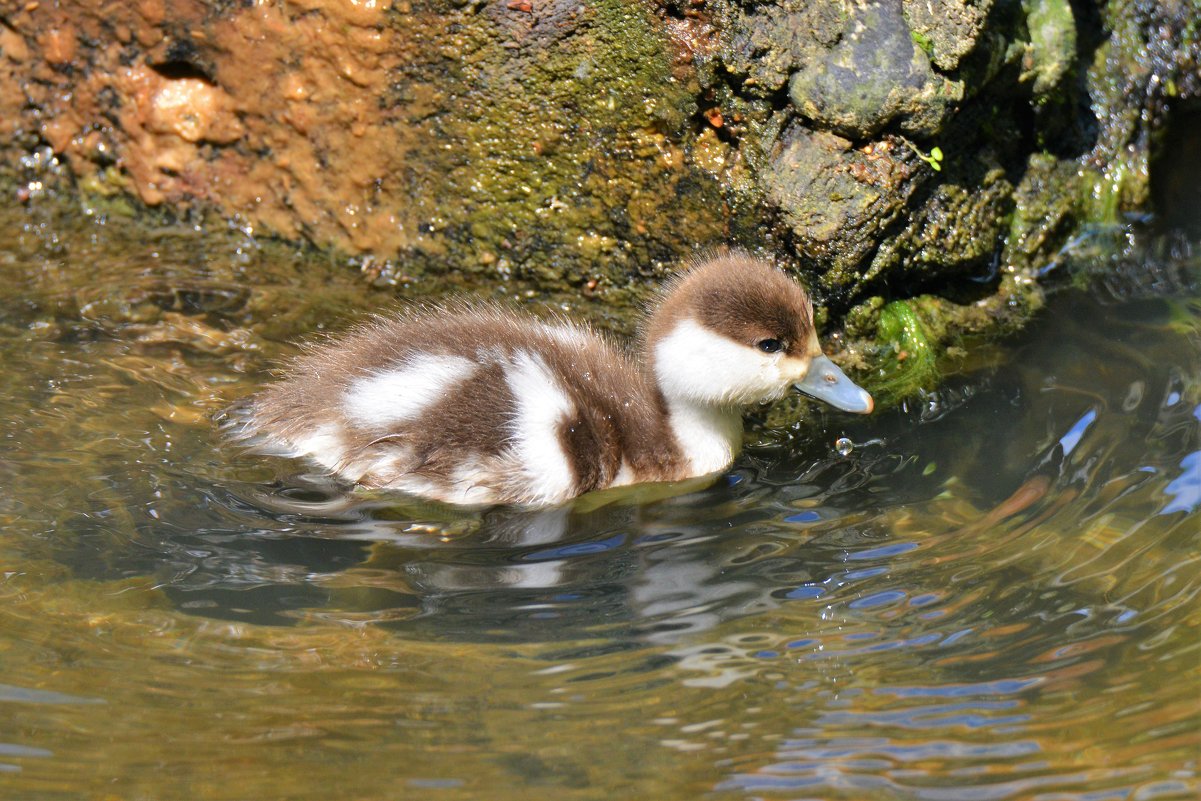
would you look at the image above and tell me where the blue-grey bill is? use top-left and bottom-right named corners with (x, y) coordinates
top-left (794, 355), bottom-right (874, 414)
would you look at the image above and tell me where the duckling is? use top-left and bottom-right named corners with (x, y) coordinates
top-left (235, 252), bottom-right (873, 506)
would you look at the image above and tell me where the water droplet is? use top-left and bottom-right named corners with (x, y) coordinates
top-left (835, 437), bottom-right (853, 456)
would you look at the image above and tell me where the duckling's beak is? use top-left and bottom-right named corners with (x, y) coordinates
top-left (794, 355), bottom-right (874, 414)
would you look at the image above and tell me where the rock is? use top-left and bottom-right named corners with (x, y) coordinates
top-left (786, 0), bottom-right (962, 139)
top-left (762, 127), bottom-right (919, 287)
top-left (903, 0), bottom-right (993, 72)
top-left (0, 0), bottom-right (724, 291)
top-left (1021, 0), bottom-right (1077, 96)
top-left (864, 156), bottom-right (1014, 292)
top-left (0, 0), bottom-right (1199, 399)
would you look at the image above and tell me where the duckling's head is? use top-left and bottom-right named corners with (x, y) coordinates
top-left (646, 253), bottom-right (873, 413)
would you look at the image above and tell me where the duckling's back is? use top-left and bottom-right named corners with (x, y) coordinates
top-left (239, 305), bottom-right (683, 505)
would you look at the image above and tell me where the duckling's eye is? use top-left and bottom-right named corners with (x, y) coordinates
top-left (756, 338), bottom-right (784, 354)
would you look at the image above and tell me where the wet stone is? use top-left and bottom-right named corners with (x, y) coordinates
top-left (786, 0), bottom-right (963, 139)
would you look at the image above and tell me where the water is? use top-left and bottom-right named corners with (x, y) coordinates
top-left (1, 207), bottom-right (1198, 800)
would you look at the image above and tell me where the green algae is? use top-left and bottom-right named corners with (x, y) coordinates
top-left (873, 298), bottom-right (941, 401)
top-left (395, 0), bottom-right (724, 293)
top-left (831, 268), bottom-right (1045, 406)
top-left (1006, 153), bottom-right (1080, 265)
top-left (910, 29), bottom-right (935, 59)
top-left (1022, 0), bottom-right (1077, 96)
top-left (1075, 0), bottom-right (1201, 228)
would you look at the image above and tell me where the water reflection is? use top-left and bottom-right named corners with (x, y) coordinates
top-left (118, 420), bottom-right (937, 640)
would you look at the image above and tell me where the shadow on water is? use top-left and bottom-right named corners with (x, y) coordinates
top-left (1, 205), bottom-right (1198, 800)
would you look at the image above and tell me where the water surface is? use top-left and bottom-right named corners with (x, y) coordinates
top-left (1, 207), bottom-right (1198, 800)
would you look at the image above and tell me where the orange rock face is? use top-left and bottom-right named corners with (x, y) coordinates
top-left (1, 0), bottom-right (430, 254)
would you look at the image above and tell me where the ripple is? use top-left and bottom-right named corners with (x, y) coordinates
top-left (0, 216), bottom-right (1198, 800)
